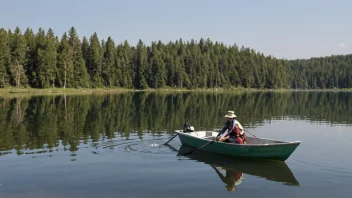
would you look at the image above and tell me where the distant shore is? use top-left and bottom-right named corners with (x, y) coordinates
top-left (1, 87), bottom-right (351, 96)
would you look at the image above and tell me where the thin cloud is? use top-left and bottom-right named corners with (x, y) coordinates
top-left (337, 43), bottom-right (346, 48)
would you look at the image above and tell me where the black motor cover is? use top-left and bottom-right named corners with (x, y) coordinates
top-left (183, 123), bottom-right (195, 132)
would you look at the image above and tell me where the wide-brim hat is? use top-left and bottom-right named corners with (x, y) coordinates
top-left (224, 111), bottom-right (237, 118)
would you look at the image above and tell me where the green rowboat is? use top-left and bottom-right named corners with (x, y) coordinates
top-left (175, 130), bottom-right (301, 161)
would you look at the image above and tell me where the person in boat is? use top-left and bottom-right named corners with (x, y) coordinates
top-left (217, 111), bottom-right (247, 144)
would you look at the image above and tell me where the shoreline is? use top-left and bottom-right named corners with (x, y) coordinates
top-left (0, 87), bottom-right (351, 95)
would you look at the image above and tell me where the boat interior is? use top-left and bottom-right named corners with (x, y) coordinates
top-left (178, 130), bottom-right (292, 145)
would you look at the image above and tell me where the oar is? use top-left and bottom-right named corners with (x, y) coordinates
top-left (182, 132), bottom-right (221, 156)
top-left (164, 134), bottom-right (178, 145)
top-left (245, 129), bottom-right (257, 138)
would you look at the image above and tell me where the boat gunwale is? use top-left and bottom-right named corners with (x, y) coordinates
top-left (175, 130), bottom-right (301, 146)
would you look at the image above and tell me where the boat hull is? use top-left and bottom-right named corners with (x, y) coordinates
top-left (176, 131), bottom-right (300, 161)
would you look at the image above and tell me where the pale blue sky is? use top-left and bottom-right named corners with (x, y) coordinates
top-left (1, 0), bottom-right (351, 59)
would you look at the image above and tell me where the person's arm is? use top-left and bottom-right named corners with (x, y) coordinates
top-left (235, 120), bottom-right (244, 131)
top-left (217, 123), bottom-right (229, 141)
top-left (219, 122), bottom-right (228, 135)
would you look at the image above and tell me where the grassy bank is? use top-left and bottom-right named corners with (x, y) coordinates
top-left (0, 87), bottom-right (134, 97)
top-left (1, 87), bottom-right (351, 96)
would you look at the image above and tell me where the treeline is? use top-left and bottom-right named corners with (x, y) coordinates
top-left (0, 26), bottom-right (351, 89)
top-left (288, 57), bottom-right (352, 89)
top-left (1, 91), bottom-right (352, 154)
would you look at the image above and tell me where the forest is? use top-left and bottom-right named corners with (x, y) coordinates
top-left (0, 26), bottom-right (352, 90)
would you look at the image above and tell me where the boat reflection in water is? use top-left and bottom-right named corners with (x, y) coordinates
top-left (173, 145), bottom-right (300, 192)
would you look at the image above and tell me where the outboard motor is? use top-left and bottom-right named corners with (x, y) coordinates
top-left (183, 123), bottom-right (195, 132)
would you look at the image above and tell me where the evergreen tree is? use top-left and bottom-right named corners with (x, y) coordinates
top-left (9, 27), bottom-right (28, 87)
top-left (23, 28), bottom-right (37, 87)
top-left (135, 39), bottom-right (149, 89)
top-left (56, 33), bottom-right (74, 88)
top-left (0, 28), bottom-right (10, 87)
top-left (36, 28), bottom-right (57, 88)
top-left (46, 28), bottom-right (58, 87)
top-left (35, 28), bottom-right (46, 87)
top-left (150, 42), bottom-right (166, 88)
top-left (102, 36), bottom-right (116, 87)
top-left (68, 27), bottom-right (90, 88)
top-left (87, 32), bottom-right (103, 87)
top-left (81, 36), bottom-right (89, 64)
top-left (116, 41), bottom-right (133, 88)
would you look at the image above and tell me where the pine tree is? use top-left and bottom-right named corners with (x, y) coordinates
top-left (164, 51), bottom-right (175, 87)
top-left (87, 32), bottom-right (103, 87)
top-left (116, 40), bottom-right (133, 88)
top-left (0, 28), bottom-right (10, 87)
top-left (102, 36), bottom-right (116, 87)
top-left (46, 28), bottom-right (58, 87)
top-left (68, 27), bottom-right (90, 88)
top-left (135, 39), bottom-right (149, 89)
top-left (150, 42), bottom-right (166, 88)
top-left (123, 40), bottom-right (134, 89)
top-left (35, 28), bottom-right (58, 88)
top-left (81, 36), bottom-right (89, 64)
top-left (174, 56), bottom-right (184, 88)
top-left (9, 27), bottom-right (28, 87)
top-left (23, 28), bottom-right (37, 87)
top-left (56, 33), bottom-right (74, 88)
top-left (259, 54), bottom-right (268, 89)
top-left (34, 28), bottom-right (46, 87)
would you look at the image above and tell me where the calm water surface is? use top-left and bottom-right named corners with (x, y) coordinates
top-left (0, 91), bottom-right (351, 198)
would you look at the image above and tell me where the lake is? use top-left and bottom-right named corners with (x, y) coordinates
top-left (0, 91), bottom-right (351, 198)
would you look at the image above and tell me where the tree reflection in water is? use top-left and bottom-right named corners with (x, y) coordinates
top-left (0, 91), bottom-right (351, 156)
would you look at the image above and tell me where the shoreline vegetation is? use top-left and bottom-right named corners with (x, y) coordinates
top-left (1, 26), bottom-right (352, 93)
top-left (1, 87), bottom-right (351, 96)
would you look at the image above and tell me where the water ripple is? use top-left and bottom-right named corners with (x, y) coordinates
top-left (97, 135), bottom-right (179, 157)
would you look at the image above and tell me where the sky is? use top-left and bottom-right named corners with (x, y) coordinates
top-left (0, 0), bottom-right (351, 60)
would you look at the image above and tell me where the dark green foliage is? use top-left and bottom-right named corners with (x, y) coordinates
top-left (23, 28), bottom-right (37, 87)
top-left (0, 28), bottom-right (10, 87)
top-left (87, 32), bottom-right (103, 87)
top-left (56, 33), bottom-right (73, 88)
top-left (68, 27), bottom-right (90, 88)
top-left (1, 26), bottom-right (352, 89)
top-left (287, 55), bottom-right (352, 89)
top-left (150, 42), bottom-right (166, 88)
top-left (81, 36), bottom-right (89, 65)
top-left (135, 39), bottom-right (149, 89)
top-left (36, 28), bottom-right (57, 88)
top-left (8, 27), bottom-right (28, 87)
top-left (116, 41), bottom-right (133, 88)
top-left (102, 36), bottom-right (116, 87)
